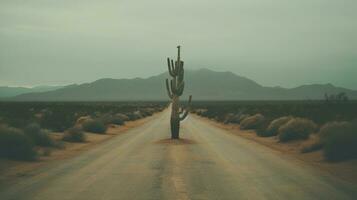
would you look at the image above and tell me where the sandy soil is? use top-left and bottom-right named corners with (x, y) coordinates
top-left (0, 112), bottom-right (161, 184)
top-left (197, 115), bottom-right (357, 184)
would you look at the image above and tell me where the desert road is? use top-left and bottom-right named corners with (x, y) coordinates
top-left (0, 109), bottom-right (357, 200)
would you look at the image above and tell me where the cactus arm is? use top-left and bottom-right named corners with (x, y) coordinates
top-left (171, 59), bottom-right (177, 75)
top-left (165, 79), bottom-right (173, 99)
top-left (180, 109), bottom-right (189, 121)
top-left (168, 58), bottom-right (178, 77)
top-left (179, 95), bottom-right (192, 121)
top-left (179, 107), bottom-right (184, 114)
top-left (167, 58), bottom-right (176, 77)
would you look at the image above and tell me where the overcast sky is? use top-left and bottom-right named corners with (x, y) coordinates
top-left (0, 0), bottom-right (356, 89)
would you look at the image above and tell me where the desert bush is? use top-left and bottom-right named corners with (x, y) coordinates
top-left (40, 111), bottom-right (76, 132)
top-left (240, 114), bottom-right (265, 130)
top-left (98, 113), bottom-right (125, 126)
top-left (195, 109), bottom-right (207, 116)
top-left (63, 127), bottom-right (86, 142)
top-left (75, 115), bottom-right (92, 126)
top-left (115, 113), bottom-right (130, 121)
top-left (318, 121), bottom-right (349, 142)
top-left (98, 113), bottom-right (113, 124)
top-left (265, 116), bottom-right (293, 137)
top-left (190, 101), bottom-right (357, 125)
top-left (127, 111), bottom-right (143, 121)
top-left (140, 108), bottom-right (154, 117)
top-left (109, 116), bottom-right (125, 125)
top-left (224, 113), bottom-right (244, 124)
top-left (256, 120), bottom-right (272, 137)
top-left (0, 125), bottom-right (37, 160)
top-left (24, 123), bottom-right (54, 147)
top-left (319, 121), bottom-right (357, 161)
top-left (223, 113), bottom-right (234, 124)
top-left (133, 111), bottom-right (143, 119)
top-left (82, 119), bottom-right (107, 134)
top-left (239, 114), bottom-right (250, 122)
top-left (278, 118), bottom-right (317, 142)
top-left (300, 134), bottom-right (323, 153)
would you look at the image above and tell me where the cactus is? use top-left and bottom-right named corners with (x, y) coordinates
top-left (165, 46), bottom-right (192, 139)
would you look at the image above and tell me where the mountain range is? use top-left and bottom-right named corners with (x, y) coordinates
top-left (0, 85), bottom-right (63, 98)
top-left (2, 69), bottom-right (357, 101)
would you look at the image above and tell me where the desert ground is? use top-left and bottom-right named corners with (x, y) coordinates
top-left (0, 108), bottom-right (356, 200)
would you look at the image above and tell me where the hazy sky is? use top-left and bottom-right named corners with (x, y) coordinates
top-left (1, 0), bottom-right (356, 89)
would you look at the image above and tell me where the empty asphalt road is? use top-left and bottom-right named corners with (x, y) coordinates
top-left (1, 109), bottom-right (357, 200)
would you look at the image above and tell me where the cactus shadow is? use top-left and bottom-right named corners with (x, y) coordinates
top-left (154, 138), bottom-right (197, 145)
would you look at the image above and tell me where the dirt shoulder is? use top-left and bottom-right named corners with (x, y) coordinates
top-left (0, 112), bottom-right (162, 184)
top-left (195, 115), bottom-right (357, 184)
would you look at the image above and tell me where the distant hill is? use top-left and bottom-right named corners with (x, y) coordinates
top-left (8, 69), bottom-right (357, 101)
top-left (0, 85), bottom-right (63, 98)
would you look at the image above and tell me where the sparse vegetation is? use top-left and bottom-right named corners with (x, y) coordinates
top-left (0, 102), bottom-right (166, 132)
top-left (0, 102), bottom-right (165, 160)
top-left (0, 125), bottom-right (37, 160)
top-left (82, 119), bottom-right (107, 134)
top-left (278, 118), bottom-right (317, 142)
top-left (63, 127), bottom-right (86, 142)
top-left (193, 101), bottom-right (357, 162)
top-left (324, 92), bottom-right (349, 103)
top-left (192, 101), bottom-right (357, 125)
top-left (99, 114), bottom-right (125, 126)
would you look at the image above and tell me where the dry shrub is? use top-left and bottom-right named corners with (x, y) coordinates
top-left (109, 116), bottom-right (125, 125)
top-left (194, 109), bottom-right (207, 116)
top-left (82, 119), bottom-right (107, 134)
top-left (301, 134), bottom-right (323, 153)
top-left (63, 127), bottom-right (86, 142)
top-left (224, 113), bottom-right (245, 124)
top-left (98, 113), bottom-right (125, 126)
top-left (0, 125), bottom-right (37, 160)
top-left (24, 123), bottom-right (54, 147)
top-left (278, 118), bottom-right (317, 142)
top-left (240, 114), bottom-right (265, 130)
top-left (265, 116), bottom-right (293, 137)
top-left (75, 115), bottom-right (92, 127)
top-left (127, 111), bottom-right (143, 121)
top-left (115, 113), bottom-right (130, 121)
top-left (319, 121), bottom-right (357, 161)
top-left (239, 114), bottom-right (250, 122)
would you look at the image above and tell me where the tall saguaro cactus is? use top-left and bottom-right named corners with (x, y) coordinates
top-left (165, 46), bottom-right (192, 139)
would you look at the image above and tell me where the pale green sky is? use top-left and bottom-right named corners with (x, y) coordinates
top-left (0, 0), bottom-right (356, 89)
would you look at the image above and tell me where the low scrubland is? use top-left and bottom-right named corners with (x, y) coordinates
top-left (0, 102), bottom-right (166, 161)
top-left (62, 127), bottom-right (86, 143)
top-left (193, 101), bottom-right (357, 162)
